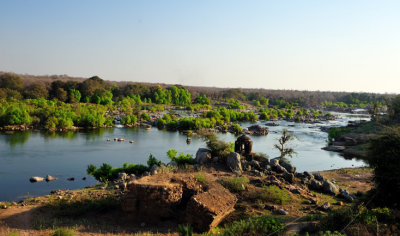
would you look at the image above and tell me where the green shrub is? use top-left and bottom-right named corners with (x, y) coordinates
top-left (319, 231), bottom-right (346, 236)
top-left (147, 153), bottom-right (162, 167)
top-left (260, 185), bottom-right (291, 205)
top-left (167, 149), bottom-right (194, 165)
top-left (205, 134), bottom-right (231, 159)
top-left (194, 173), bottom-right (206, 184)
top-left (52, 228), bottom-right (75, 236)
top-left (231, 123), bottom-right (242, 134)
top-left (177, 224), bottom-right (193, 236)
top-left (219, 177), bottom-right (249, 193)
top-left (211, 215), bottom-right (284, 236)
top-left (7, 232), bottom-right (20, 236)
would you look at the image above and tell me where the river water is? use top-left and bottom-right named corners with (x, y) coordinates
top-left (0, 112), bottom-right (369, 201)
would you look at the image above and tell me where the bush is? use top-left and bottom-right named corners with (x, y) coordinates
top-left (211, 215), bottom-right (284, 236)
top-left (194, 173), bottom-right (206, 184)
top-left (52, 228), bottom-right (75, 236)
top-left (231, 123), bottom-right (242, 134)
top-left (260, 185), bottom-right (291, 205)
top-left (147, 153), bottom-right (162, 167)
top-left (205, 134), bottom-right (231, 159)
top-left (167, 149), bottom-right (194, 165)
top-left (219, 177), bottom-right (249, 193)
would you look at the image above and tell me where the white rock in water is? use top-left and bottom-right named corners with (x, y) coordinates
top-left (45, 175), bottom-right (58, 182)
top-left (30, 176), bottom-right (44, 182)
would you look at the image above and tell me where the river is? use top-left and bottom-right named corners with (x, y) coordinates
top-left (0, 112), bottom-right (369, 201)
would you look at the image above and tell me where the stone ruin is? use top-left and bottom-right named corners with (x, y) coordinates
top-left (121, 173), bottom-right (237, 232)
top-left (234, 134), bottom-right (253, 156)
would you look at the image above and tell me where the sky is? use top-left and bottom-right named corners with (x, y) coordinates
top-left (1, 1), bottom-right (399, 93)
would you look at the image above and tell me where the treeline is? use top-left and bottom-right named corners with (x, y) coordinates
top-left (1, 72), bottom-right (394, 108)
top-left (0, 73), bottom-right (196, 107)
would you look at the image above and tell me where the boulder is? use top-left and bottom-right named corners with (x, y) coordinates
top-left (277, 209), bottom-right (288, 215)
top-left (309, 179), bottom-right (323, 190)
top-left (281, 162), bottom-right (296, 173)
top-left (275, 164), bottom-right (286, 173)
top-left (226, 152), bottom-right (242, 173)
top-left (195, 148), bottom-right (212, 165)
top-left (339, 189), bottom-right (355, 202)
top-left (117, 172), bottom-right (127, 181)
top-left (322, 180), bottom-right (339, 195)
top-left (29, 176), bottom-right (44, 183)
top-left (313, 173), bottom-right (324, 181)
top-left (185, 182), bottom-right (237, 232)
top-left (283, 171), bottom-right (294, 183)
top-left (45, 175), bottom-right (58, 182)
top-left (270, 158), bottom-right (280, 168)
top-left (320, 202), bottom-right (332, 211)
top-left (250, 160), bottom-right (261, 170)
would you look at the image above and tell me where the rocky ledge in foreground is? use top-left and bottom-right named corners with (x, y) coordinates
top-left (121, 173), bottom-right (237, 232)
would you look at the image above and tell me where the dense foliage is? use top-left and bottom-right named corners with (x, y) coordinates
top-left (368, 131), bottom-right (400, 208)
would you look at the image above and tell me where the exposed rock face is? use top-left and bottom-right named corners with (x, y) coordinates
top-left (226, 152), bottom-right (242, 173)
top-left (195, 148), bottom-right (212, 165)
top-left (122, 177), bottom-right (183, 220)
top-left (185, 182), bottom-right (237, 231)
top-left (122, 173), bottom-right (237, 232)
top-left (247, 125), bottom-right (269, 136)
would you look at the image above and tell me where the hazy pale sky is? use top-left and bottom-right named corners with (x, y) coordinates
top-left (1, 1), bottom-right (399, 93)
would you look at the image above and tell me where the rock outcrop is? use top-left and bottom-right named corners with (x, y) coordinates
top-left (226, 152), bottom-right (242, 173)
top-left (246, 125), bottom-right (269, 136)
top-left (122, 173), bottom-right (237, 232)
top-left (195, 148), bottom-right (212, 165)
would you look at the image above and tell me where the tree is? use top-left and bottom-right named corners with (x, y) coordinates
top-left (54, 88), bottom-right (67, 102)
top-left (68, 89), bottom-right (81, 103)
top-left (24, 82), bottom-right (49, 99)
top-left (274, 129), bottom-right (296, 159)
top-left (194, 94), bottom-right (211, 105)
top-left (0, 73), bottom-right (23, 91)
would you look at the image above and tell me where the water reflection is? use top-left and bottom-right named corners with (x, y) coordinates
top-left (2, 131), bottom-right (31, 148)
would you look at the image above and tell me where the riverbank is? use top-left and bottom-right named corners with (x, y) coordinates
top-left (0, 167), bottom-right (373, 235)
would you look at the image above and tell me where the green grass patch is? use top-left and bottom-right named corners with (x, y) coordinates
top-left (218, 177), bottom-right (249, 193)
top-left (194, 172), bottom-right (206, 184)
top-left (259, 185), bottom-right (291, 205)
top-left (336, 167), bottom-right (372, 175)
top-left (52, 228), bottom-right (75, 236)
top-left (209, 214), bottom-right (284, 236)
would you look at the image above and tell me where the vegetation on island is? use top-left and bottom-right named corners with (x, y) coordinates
top-left (0, 72), bottom-right (392, 133)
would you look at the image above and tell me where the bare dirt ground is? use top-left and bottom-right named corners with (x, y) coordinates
top-left (0, 167), bottom-right (374, 236)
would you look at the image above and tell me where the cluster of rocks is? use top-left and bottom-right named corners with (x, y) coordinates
top-left (301, 172), bottom-right (356, 202)
top-left (244, 125), bottom-right (269, 136)
top-left (121, 174), bottom-right (237, 232)
top-left (29, 175), bottom-right (85, 183)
